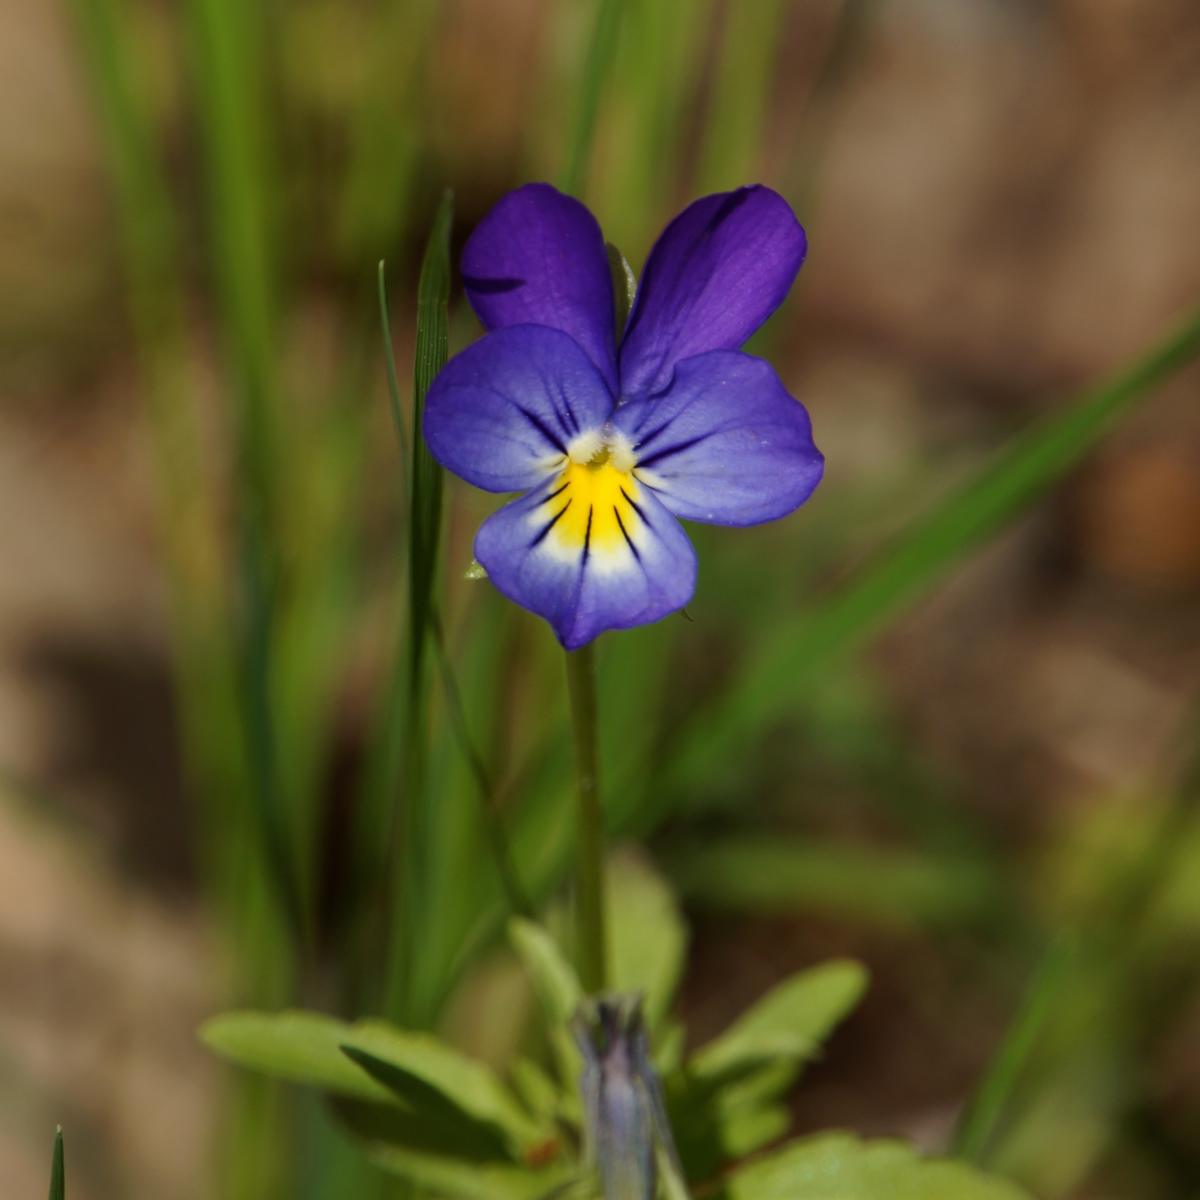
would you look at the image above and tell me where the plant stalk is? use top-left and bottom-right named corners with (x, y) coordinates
top-left (566, 643), bottom-right (608, 992)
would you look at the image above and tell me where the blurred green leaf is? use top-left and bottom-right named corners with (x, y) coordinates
top-left (655, 304), bottom-right (1200, 810)
top-left (386, 189), bottom-right (455, 1025)
top-left (608, 852), bottom-right (688, 1030)
top-left (511, 1057), bottom-right (565, 1125)
top-left (369, 1143), bottom-right (571, 1200)
top-left (724, 1134), bottom-right (1034, 1199)
top-left (697, 0), bottom-right (789, 191)
top-left (48, 1127), bottom-right (64, 1200)
top-left (690, 959), bottom-right (867, 1086)
top-left (200, 1011), bottom-right (392, 1102)
top-left (510, 919), bottom-right (584, 1027)
top-left (720, 1104), bottom-right (791, 1158)
top-left (509, 918), bottom-right (584, 1097)
top-left (341, 1023), bottom-right (547, 1149)
top-left (667, 837), bottom-right (999, 930)
top-left (561, 0), bottom-right (625, 196)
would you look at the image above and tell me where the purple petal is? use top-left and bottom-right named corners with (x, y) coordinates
top-left (613, 351), bottom-right (823, 526)
top-left (618, 186), bottom-right (806, 398)
top-left (462, 183), bottom-right (618, 392)
top-left (474, 472), bottom-right (697, 649)
top-left (423, 326), bottom-right (614, 493)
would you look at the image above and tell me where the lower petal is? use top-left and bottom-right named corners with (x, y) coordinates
top-left (474, 474), bottom-right (697, 649)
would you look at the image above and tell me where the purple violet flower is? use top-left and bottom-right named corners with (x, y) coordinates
top-left (423, 183), bottom-right (824, 649)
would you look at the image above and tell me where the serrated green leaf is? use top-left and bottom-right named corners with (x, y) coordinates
top-left (199, 1011), bottom-right (394, 1102)
top-left (340, 1023), bottom-right (545, 1148)
top-left (608, 852), bottom-right (687, 1030)
top-left (725, 1133), bottom-right (1034, 1199)
top-left (691, 960), bottom-right (867, 1085)
top-left (48, 1127), bottom-right (64, 1200)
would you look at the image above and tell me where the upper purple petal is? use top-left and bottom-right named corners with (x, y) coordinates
top-left (462, 183), bottom-right (619, 393)
top-left (423, 325), bottom-right (614, 493)
top-left (613, 350), bottom-right (823, 526)
top-left (618, 186), bottom-right (806, 398)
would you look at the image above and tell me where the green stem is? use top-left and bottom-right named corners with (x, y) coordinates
top-left (566, 643), bottom-right (608, 992)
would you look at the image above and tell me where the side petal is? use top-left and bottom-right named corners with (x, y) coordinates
top-left (423, 326), bottom-right (614, 493)
top-left (474, 476), bottom-right (697, 650)
top-left (613, 350), bottom-right (823, 526)
top-left (618, 186), bottom-right (806, 398)
top-left (462, 183), bottom-right (618, 392)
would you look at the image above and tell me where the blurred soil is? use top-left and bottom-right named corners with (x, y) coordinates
top-left (2, 0), bottom-right (1200, 1196)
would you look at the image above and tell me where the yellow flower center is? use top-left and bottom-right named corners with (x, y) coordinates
top-left (533, 437), bottom-right (645, 565)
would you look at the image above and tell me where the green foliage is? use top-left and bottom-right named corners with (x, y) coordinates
top-left (201, 1011), bottom-right (395, 1102)
top-left (723, 1133), bottom-right (1034, 1200)
top-left (608, 853), bottom-right (688, 1031)
top-left (690, 960), bottom-right (868, 1086)
top-left (48, 1127), bottom-right (64, 1200)
top-left (667, 837), bottom-right (998, 930)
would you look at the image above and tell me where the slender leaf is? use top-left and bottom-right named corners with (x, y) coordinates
top-left (48, 1127), bottom-right (64, 1200)
top-left (725, 1133), bottom-right (1034, 1199)
top-left (561, 0), bottom-right (625, 196)
top-left (953, 938), bottom-right (1077, 1163)
top-left (385, 190), bottom-right (455, 1024)
top-left (666, 837), bottom-right (999, 930)
top-left (696, 0), bottom-right (789, 191)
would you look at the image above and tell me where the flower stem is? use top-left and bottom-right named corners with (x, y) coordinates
top-left (566, 642), bottom-right (608, 992)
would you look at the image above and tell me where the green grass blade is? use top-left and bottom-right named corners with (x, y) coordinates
top-left (560, 0), bottom-right (625, 197)
top-left (408, 192), bottom-right (454, 675)
top-left (378, 260), bottom-right (411, 461)
top-left (380, 192), bottom-right (454, 1024)
top-left (654, 303), bottom-right (1200, 805)
top-left (376, 259), bottom-right (531, 923)
top-left (48, 1127), bottom-right (64, 1200)
top-left (952, 938), bottom-right (1077, 1163)
top-left (696, 0), bottom-right (789, 192)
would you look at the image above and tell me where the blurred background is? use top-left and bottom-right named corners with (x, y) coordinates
top-left (2, 0), bottom-right (1200, 1196)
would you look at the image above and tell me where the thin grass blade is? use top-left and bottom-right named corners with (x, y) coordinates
top-left (48, 1127), bottom-right (64, 1200)
top-left (382, 191), bottom-right (455, 1024)
top-left (560, 0), bottom-right (625, 197)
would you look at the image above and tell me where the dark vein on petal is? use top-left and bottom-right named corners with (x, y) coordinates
top-left (636, 431), bottom-right (713, 470)
top-left (582, 505), bottom-right (594, 564)
top-left (544, 480), bottom-right (569, 502)
top-left (614, 506), bottom-right (640, 561)
top-left (530, 499), bottom-right (572, 547)
top-left (514, 403), bottom-right (567, 454)
top-left (620, 486), bottom-right (649, 525)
